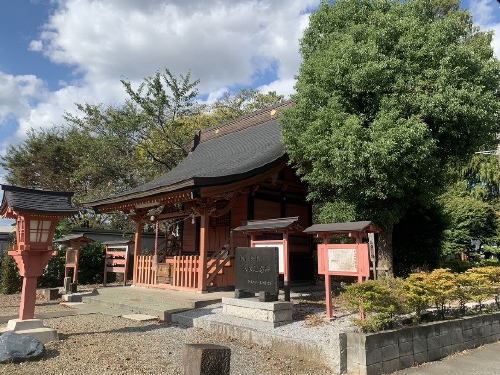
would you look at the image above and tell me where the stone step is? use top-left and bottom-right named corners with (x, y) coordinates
top-left (80, 296), bottom-right (187, 321)
top-left (171, 311), bottom-right (197, 327)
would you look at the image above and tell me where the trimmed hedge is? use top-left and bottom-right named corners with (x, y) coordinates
top-left (343, 267), bottom-right (500, 332)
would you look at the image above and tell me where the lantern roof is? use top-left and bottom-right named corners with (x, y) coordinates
top-left (0, 185), bottom-right (79, 217)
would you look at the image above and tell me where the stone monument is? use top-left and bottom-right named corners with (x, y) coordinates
top-left (222, 247), bottom-right (292, 327)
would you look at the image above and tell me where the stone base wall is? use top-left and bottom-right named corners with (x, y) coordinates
top-left (345, 313), bottom-right (500, 375)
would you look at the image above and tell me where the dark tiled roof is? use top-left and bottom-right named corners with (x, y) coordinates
top-left (303, 221), bottom-right (381, 234)
top-left (54, 233), bottom-right (94, 244)
top-left (86, 102), bottom-right (293, 207)
top-left (233, 217), bottom-right (302, 232)
top-left (0, 185), bottom-right (79, 216)
top-left (101, 240), bottom-right (134, 245)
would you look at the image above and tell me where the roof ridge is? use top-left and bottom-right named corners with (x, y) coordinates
top-left (198, 100), bottom-right (294, 144)
top-left (1, 184), bottom-right (74, 197)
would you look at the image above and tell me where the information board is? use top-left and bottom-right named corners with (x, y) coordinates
top-left (235, 247), bottom-right (279, 295)
top-left (254, 242), bottom-right (284, 273)
top-left (327, 248), bottom-right (357, 272)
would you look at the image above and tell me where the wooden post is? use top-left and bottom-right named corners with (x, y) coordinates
top-left (19, 277), bottom-right (38, 320)
top-left (133, 221), bottom-right (143, 286)
top-left (325, 274), bottom-right (332, 319)
top-left (73, 245), bottom-right (80, 285)
top-left (283, 232), bottom-right (290, 302)
top-left (198, 213), bottom-right (209, 291)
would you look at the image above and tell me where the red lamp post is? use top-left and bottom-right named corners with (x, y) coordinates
top-left (0, 185), bottom-right (78, 320)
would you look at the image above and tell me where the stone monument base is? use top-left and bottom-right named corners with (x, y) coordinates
top-left (0, 319), bottom-right (59, 343)
top-left (222, 297), bottom-right (292, 328)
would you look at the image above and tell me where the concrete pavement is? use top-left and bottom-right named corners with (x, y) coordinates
top-left (395, 342), bottom-right (500, 375)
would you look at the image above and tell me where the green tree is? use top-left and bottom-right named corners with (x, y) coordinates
top-left (439, 187), bottom-right (498, 258)
top-left (282, 0), bottom-right (500, 273)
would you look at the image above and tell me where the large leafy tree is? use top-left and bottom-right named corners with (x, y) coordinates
top-left (439, 187), bottom-right (498, 258)
top-left (66, 69), bottom-right (202, 174)
top-left (282, 0), bottom-right (500, 273)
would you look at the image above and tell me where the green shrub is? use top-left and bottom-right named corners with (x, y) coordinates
top-left (38, 250), bottom-right (66, 288)
top-left (443, 259), bottom-right (473, 273)
top-left (454, 273), bottom-right (474, 316)
top-left (466, 267), bottom-right (499, 311)
top-left (38, 242), bottom-right (107, 288)
top-left (77, 243), bottom-right (106, 285)
top-left (0, 251), bottom-right (21, 294)
top-left (402, 273), bottom-right (431, 323)
top-left (343, 280), bottom-right (402, 332)
top-left (427, 269), bottom-right (457, 319)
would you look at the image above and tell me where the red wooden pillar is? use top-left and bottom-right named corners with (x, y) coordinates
top-left (198, 214), bottom-right (209, 291)
top-left (19, 277), bottom-right (38, 320)
top-left (133, 221), bottom-right (143, 286)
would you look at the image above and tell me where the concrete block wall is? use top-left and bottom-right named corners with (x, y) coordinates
top-left (345, 313), bottom-right (500, 375)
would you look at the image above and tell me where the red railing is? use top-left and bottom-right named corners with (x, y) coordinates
top-left (135, 255), bottom-right (157, 286)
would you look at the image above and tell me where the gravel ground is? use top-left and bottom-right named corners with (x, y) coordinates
top-left (0, 293), bottom-right (69, 318)
top-left (0, 314), bottom-right (336, 375)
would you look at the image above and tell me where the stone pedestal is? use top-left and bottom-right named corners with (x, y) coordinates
top-left (0, 319), bottom-right (58, 343)
top-left (222, 297), bottom-right (293, 327)
top-left (44, 288), bottom-right (60, 301)
top-left (183, 343), bottom-right (230, 375)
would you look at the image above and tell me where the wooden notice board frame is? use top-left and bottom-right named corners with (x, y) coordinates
top-left (304, 221), bottom-right (381, 318)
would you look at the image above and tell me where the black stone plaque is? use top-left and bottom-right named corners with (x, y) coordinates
top-left (235, 247), bottom-right (279, 295)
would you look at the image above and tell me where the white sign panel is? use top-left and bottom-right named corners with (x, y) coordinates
top-left (327, 248), bottom-right (357, 273)
top-left (255, 243), bottom-right (284, 273)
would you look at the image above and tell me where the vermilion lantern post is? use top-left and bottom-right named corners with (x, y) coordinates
top-left (0, 185), bottom-right (78, 320)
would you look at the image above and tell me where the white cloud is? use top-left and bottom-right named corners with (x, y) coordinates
top-left (257, 78), bottom-right (296, 98)
top-left (34, 0), bottom-right (317, 92)
top-left (28, 40), bottom-right (43, 52)
top-left (2, 0), bottom-right (318, 153)
top-left (0, 71), bottom-right (47, 123)
top-left (470, 0), bottom-right (500, 58)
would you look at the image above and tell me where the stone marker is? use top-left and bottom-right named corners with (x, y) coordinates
top-left (70, 283), bottom-right (78, 293)
top-left (183, 343), bottom-right (230, 375)
top-left (0, 332), bottom-right (44, 363)
top-left (44, 288), bottom-right (59, 301)
top-left (63, 277), bottom-right (71, 293)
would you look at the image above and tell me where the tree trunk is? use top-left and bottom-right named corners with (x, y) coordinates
top-left (377, 224), bottom-right (394, 276)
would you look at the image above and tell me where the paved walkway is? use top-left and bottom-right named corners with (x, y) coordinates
top-left (74, 285), bottom-right (235, 320)
top-left (395, 342), bottom-right (500, 375)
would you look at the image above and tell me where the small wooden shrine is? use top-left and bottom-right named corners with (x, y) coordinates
top-left (102, 240), bottom-right (133, 286)
top-left (54, 233), bottom-right (94, 285)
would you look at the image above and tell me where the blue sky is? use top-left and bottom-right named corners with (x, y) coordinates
top-left (0, 0), bottom-right (499, 227)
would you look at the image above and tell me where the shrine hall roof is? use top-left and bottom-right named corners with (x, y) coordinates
top-left (303, 221), bottom-right (381, 234)
top-left (0, 185), bottom-right (79, 217)
top-left (85, 101), bottom-right (293, 208)
top-left (233, 217), bottom-right (302, 232)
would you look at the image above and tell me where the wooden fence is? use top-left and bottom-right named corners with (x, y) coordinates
top-left (135, 255), bottom-right (157, 286)
top-left (134, 254), bottom-right (233, 290)
top-left (170, 256), bottom-right (200, 289)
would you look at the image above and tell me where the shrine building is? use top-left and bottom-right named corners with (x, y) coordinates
top-left (84, 102), bottom-right (313, 292)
